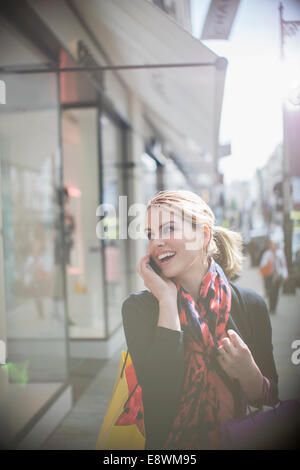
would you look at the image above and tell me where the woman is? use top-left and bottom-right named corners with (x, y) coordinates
top-left (259, 239), bottom-right (288, 314)
top-left (259, 237), bottom-right (272, 299)
top-left (122, 190), bottom-right (279, 450)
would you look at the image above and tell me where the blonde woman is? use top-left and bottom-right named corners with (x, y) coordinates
top-left (122, 190), bottom-right (278, 450)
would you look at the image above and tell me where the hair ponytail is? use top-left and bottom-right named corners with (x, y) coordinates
top-left (209, 226), bottom-right (244, 280)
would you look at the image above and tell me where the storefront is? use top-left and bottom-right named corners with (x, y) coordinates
top-left (0, 14), bottom-right (71, 449)
top-left (0, 0), bottom-right (226, 448)
top-left (0, 6), bottom-right (131, 448)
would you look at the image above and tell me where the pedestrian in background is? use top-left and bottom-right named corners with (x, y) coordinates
top-left (259, 239), bottom-right (288, 314)
top-left (259, 238), bottom-right (272, 298)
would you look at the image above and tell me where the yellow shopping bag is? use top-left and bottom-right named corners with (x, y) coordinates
top-left (95, 350), bottom-right (145, 450)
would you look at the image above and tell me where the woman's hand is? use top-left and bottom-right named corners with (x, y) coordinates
top-left (217, 329), bottom-right (264, 404)
top-left (136, 254), bottom-right (178, 303)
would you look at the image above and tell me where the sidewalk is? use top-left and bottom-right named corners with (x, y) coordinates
top-left (237, 257), bottom-right (300, 402)
top-left (41, 257), bottom-right (300, 449)
top-left (40, 341), bottom-right (126, 450)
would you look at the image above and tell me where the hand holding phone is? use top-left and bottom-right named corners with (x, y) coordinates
top-left (149, 255), bottom-right (162, 276)
top-left (136, 254), bottom-right (177, 303)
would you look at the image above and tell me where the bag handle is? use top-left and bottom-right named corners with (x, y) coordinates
top-left (120, 350), bottom-right (141, 412)
top-left (120, 350), bottom-right (129, 379)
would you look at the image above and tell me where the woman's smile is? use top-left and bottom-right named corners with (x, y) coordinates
top-left (158, 253), bottom-right (176, 268)
top-left (156, 250), bottom-right (177, 267)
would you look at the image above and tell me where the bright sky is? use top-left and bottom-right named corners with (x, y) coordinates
top-left (191, 0), bottom-right (300, 184)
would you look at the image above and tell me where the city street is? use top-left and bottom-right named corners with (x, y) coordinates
top-left (1, 0), bottom-right (300, 454)
top-left (40, 256), bottom-right (300, 450)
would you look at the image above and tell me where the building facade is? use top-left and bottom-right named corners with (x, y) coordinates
top-left (0, 0), bottom-right (225, 448)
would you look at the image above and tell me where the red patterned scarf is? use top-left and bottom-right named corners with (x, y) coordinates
top-left (163, 257), bottom-right (233, 450)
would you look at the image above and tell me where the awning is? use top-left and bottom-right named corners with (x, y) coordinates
top-left (69, 0), bottom-right (227, 173)
top-left (25, 0), bottom-right (227, 179)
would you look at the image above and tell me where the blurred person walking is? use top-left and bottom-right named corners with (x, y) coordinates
top-left (53, 187), bottom-right (76, 325)
top-left (259, 239), bottom-right (288, 314)
top-left (258, 238), bottom-right (272, 298)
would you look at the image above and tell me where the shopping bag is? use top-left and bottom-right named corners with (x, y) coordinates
top-left (221, 399), bottom-right (300, 449)
top-left (95, 350), bottom-right (145, 450)
top-left (259, 261), bottom-right (272, 277)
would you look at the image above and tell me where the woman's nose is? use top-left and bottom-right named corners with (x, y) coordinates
top-left (151, 236), bottom-right (165, 248)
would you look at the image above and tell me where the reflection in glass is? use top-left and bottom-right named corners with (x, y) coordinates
top-left (0, 68), bottom-right (69, 446)
top-left (62, 108), bottom-right (106, 338)
top-left (0, 71), bottom-right (68, 373)
top-left (141, 152), bottom-right (158, 252)
top-left (101, 113), bottom-right (127, 336)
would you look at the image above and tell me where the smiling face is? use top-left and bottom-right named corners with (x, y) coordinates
top-left (145, 205), bottom-right (210, 281)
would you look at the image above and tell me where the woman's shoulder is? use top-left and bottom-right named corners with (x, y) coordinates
top-left (121, 289), bottom-right (159, 319)
top-left (231, 282), bottom-right (266, 304)
top-left (230, 282), bottom-right (270, 342)
top-left (122, 288), bottom-right (158, 305)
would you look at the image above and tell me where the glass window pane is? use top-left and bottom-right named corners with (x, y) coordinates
top-left (0, 18), bottom-right (70, 447)
top-left (62, 108), bottom-right (106, 338)
top-left (0, 72), bottom-right (68, 382)
top-left (101, 113), bottom-right (127, 336)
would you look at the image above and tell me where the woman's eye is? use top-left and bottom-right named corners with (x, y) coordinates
top-left (147, 225), bottom-right (174, 240)
top-left (162, 225), bottom-right (175, 237)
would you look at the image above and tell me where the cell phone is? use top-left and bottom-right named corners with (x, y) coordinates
top-left (149, 255), bottom-right (162, 276)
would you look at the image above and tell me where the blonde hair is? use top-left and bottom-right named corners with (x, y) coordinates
top-left (146, 190), bottom-right (244, 280)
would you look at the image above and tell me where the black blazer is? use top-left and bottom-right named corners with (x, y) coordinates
top-left (121, 282), bottom-right (279, 450)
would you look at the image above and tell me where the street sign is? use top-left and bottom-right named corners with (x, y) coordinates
top-left (284, 107), bottom-right (300, 178)
top-left (218, 142), bottom-right (231, 157)
top-left (201, 0), bottom-right (240, 40)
